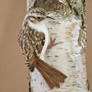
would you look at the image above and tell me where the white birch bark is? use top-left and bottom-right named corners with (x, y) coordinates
top-left (26, 0), bottom-right (90, 92)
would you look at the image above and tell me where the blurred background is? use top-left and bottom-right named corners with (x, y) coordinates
top-left (0, 0), bottom-right (91, 92)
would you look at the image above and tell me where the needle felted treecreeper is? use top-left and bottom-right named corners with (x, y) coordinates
top-left (18, 8), bottom-right (67, 89)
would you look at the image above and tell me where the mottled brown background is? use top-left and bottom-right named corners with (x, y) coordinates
top-left (0, 0), bottom-right (91, 92)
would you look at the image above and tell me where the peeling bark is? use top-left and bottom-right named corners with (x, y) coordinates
top-left (25, 0), bottom-right (90, 92)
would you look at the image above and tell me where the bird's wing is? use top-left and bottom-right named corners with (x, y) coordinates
top-left (18, 21), bottom-right (45, 56)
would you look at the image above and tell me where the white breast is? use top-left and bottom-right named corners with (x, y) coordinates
top-left (28, 19), bottom-right (50, 60)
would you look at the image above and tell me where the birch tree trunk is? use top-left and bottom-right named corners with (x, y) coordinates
top-left (25, 0), bottom-right (90, 92)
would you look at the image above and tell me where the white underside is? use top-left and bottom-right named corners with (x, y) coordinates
top-left (28, 19), bottom-right (50, 60)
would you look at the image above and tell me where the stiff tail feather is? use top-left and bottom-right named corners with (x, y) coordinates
top-left (35, 58), bottom-right (67, 89)
top-left (26, 54), bottom-right (67, 89)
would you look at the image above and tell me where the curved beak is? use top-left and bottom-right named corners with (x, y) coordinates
top-left (46, 16), bottom-right (55, 20)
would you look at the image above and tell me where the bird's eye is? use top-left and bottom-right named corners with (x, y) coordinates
top-left (38, 17), bottom-right (41, 19)
top-left (37, 17), bottom-right (44, 22)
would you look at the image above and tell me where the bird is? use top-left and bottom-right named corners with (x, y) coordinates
top-left (18, 8), bottom-right (67, 89)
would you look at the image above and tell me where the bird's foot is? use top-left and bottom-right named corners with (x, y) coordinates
top-left (47, 37), bottom-right (59, 49)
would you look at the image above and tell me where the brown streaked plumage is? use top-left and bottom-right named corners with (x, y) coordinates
top-left (18, 21), bottom-right (45, 56)
top-left (18, 9), bottom-right (67, 89)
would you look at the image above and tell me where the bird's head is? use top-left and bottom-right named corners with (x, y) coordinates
top-left (25, 8), bottom-right (55, 24)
